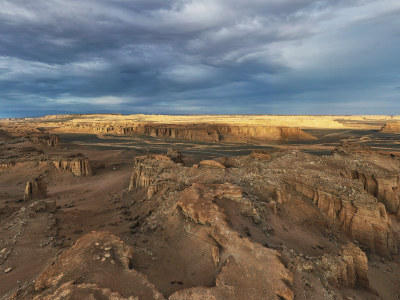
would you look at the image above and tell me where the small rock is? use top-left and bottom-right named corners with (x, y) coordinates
top-left (5, 267), bottom-right (12, 273)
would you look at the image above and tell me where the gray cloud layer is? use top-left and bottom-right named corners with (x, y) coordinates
top-left (0, 0), bottom-right (399, 117)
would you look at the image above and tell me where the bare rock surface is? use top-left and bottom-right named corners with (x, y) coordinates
top-left (173, 183), bottom-right (294, 300)
top-left (316, 243), bottom-right (369, 288)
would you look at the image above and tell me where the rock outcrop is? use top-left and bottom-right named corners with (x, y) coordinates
top-left (199, 159), bottom-right (226, 169)
top-left (380, 122), bottom-right (400, 133)
top-left (29, 134), bottom-right (60, 147)
top-left (128, 154), bottom-right (173, 192)
top-left (24, 177), bottom-right (47, 200)
top-left (317, 243), bottom-right (369, 288)
top-left (166, 148), bottom-right (183, 163)
top-left (53, 154), bottom-right (92, 176)
top-left (173, 183), bottom-right (294, 300)
top-left (288, 178), bottom-right (397, 256)
top-left (345, 170), bottom-right (400, 214)
top-left (128, 149), bottom-right (399, 258)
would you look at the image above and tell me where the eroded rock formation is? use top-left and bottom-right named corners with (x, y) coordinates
top-left (127, 149), bottom-right (399, 258)
top-left (346, 170), bottom-right (400, 214)
top-left (287, 178), bottom-right (397, 256)
top-left (380, 122), bottom-right (400, 133)
top-left (173, 183), bottom-right (294, 300)
top-left (128, 154), bottom-right (173, 194)
top-left (53, 154), bottom-right (92, 176)
top-left (29, 134), bottom-right (60, 147)
top-left (317, 243), bottom-right (369, 288)
top-left (66, 122), bottom-right (316, 143)
top-left (166, 148), bottom-right (183, 163)
top-left (24, 177), bottom-right (47, 200)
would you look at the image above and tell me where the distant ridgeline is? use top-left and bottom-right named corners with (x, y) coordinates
top-left (63, 122), bottom-right (316, 142)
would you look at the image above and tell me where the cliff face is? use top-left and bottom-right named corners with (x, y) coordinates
top-left (288, 179), bottom-right (397, 256)
top-left (347, 170), bottom-right (400, 214)
top-left (380, 122), bottom-right (400, 133)
top-left (53, 154), bottom-right (92, 176)
top-left (128, 155), bottom-right (173, 199)
top-left (29, 134), bottom-right (60, 147)
top-left (67, 122), bottom-right (316, 142)
top-left (318, 243), bottom-right (369, 288)
top-left (128, 149), bottom-right (399, 258)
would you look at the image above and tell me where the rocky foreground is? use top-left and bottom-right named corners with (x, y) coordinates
top-left (0, 125), bottom-right (400, 299)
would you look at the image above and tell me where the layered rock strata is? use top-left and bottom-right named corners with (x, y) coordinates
top-left (287, 178), bottom-right (397, 256)
top-left (29, 134), bottom-right (60, 147)
top-left (53, 154), bottom-right (92, 176)
top-left (317, 243), bottom-right (369, 288)
top-left (66, 122), bottom-right (316, 142)
top-left (128, 149), bottom-right (399, 258)
top-left (346, 170), bottom-right (400, 214)
top-left (128, 155), bottom-right (172, 192)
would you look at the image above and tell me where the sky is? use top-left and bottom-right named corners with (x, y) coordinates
top-left (0, 0), bottom-right (399, 117)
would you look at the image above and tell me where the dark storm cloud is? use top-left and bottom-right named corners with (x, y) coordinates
top-left (0, 0), bottom-right (399, 117)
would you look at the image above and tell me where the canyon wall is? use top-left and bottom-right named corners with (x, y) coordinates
top-left (346, 170), bottom-right (400, 215)
top-left (66, 122), bottom-right (316, 142)
top-left (287, 179), bottom-right (397, 256)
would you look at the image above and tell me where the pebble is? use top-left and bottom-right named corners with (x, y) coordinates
top-left (5, 267), bottom-right (12, 273)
